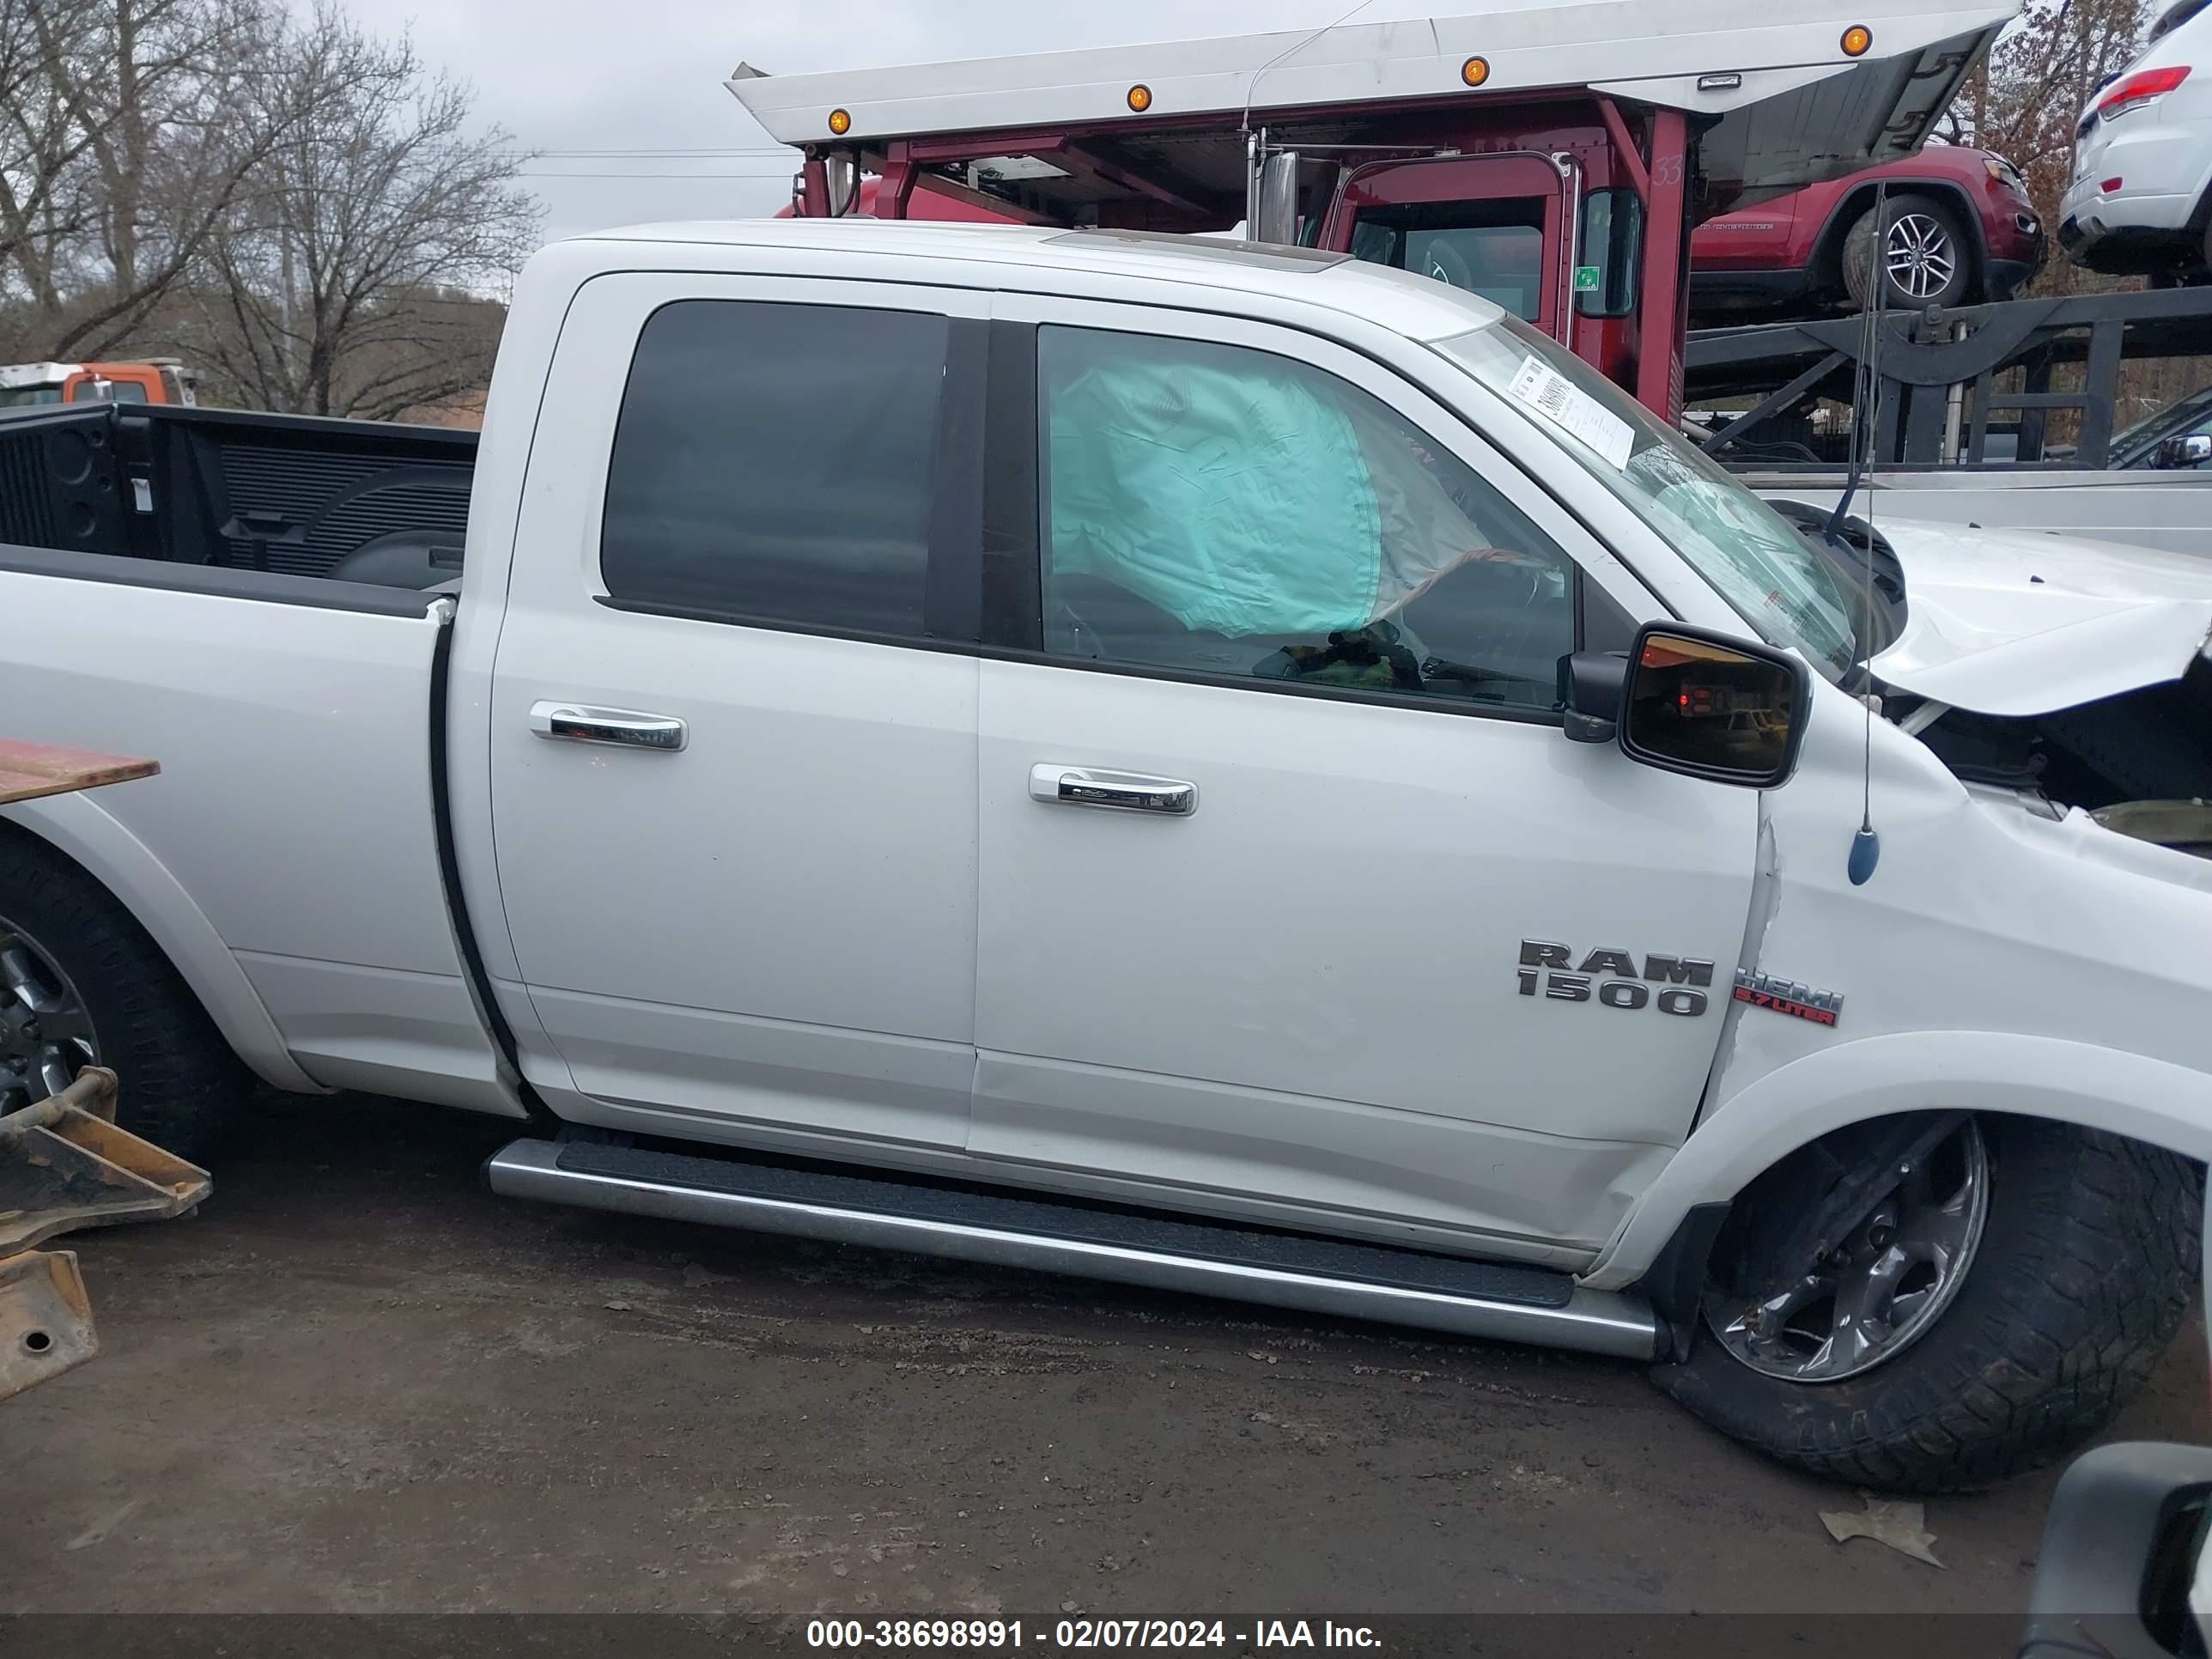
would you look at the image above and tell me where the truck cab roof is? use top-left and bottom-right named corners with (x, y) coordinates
top-left (562, 217), bottom-right (1511, 343)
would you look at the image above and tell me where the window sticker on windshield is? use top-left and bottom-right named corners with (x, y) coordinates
top-left (1507, 354), bottom-right (1635, 469)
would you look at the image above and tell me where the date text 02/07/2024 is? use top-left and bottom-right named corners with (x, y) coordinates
top-left (805, 1620), bottom-right (1384, 1650)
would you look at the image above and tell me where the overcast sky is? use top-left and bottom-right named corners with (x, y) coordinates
top-left (323, 0), bottom-right (1490, 244)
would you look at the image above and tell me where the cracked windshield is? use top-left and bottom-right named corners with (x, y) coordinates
top-left (1440, 313), bottom-right (1862, 681)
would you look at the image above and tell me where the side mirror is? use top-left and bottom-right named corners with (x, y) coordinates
top-left (1253, 150), bottom-right (1302, 246)
top-left (1617, 623), bottom-right (1813, 788)
top-left (1558, 649), bottom-right (1628, 743)
top-left (2152, 433), bottom-right (2212, 470)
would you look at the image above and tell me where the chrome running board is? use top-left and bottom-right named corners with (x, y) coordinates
top-left (486, 1138), bottom-right (1660, 1360)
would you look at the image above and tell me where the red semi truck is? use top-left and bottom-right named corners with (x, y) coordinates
top-left (736, 0), bottom-right (2020, 422)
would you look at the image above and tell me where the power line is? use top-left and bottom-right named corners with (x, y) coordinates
top-left (518, 168), bottom-right (794, 179)
top-left (499, 146), bottom-right (796, 158)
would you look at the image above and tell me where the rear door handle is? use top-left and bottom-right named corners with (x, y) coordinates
top-left (1029, 764), bottom-right (1197, 817)
top-left (529, 701), bottom-right (688, 752)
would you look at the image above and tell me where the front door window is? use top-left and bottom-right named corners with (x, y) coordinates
top-left (1037, 323), bottom-right (1579, 713)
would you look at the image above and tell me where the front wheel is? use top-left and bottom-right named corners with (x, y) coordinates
top-left (1654, 1115), bottom-right (2198, 1492)
top-left (1842, 193), bottom-right (1975, 309)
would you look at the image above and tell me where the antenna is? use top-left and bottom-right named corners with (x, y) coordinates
top-left (1240, 0), bottom-right (1381, 138)
top-left (1840, 182), bottom-right (1890, 888)
top-left (1826, 182), bottom-right (1886, 552)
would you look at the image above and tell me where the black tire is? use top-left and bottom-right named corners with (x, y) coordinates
top-left (1842, 192), bottom-right (1976, 309)
top-left (0, 825), bottom-right (246, 1163)
top-left (1654, 1115), bottom-right (2199, 1493)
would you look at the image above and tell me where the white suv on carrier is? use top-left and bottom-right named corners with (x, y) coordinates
top-left (2062, 0), bottom-right (2212, 278)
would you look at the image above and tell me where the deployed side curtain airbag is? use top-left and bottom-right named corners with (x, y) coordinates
top-left (1043, 330), bottom-right (1522, 640)
top-left (1046, 331), bottom-right (1379, 635)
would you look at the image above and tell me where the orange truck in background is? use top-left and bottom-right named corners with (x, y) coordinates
top-left (0, 358), bottom-right (197, 409)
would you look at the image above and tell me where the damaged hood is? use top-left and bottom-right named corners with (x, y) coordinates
top-left (1863, 519), bottom-right (2212, 716)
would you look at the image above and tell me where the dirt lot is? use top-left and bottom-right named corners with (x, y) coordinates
top-left (4, 1093), bottom-right (2203, 1618)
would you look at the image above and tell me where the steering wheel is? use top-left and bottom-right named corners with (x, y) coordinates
top-left (1419, 239), bottom-right (1479, 293)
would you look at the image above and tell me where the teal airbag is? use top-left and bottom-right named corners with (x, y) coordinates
top-left (1044, 332), bottom-right (1384, 636)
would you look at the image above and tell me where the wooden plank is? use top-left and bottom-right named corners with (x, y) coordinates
top-left (0, 739), bottom-right (160, 806)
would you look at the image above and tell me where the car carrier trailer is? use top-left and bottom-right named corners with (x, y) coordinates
top-left (737, 0), bottom-right (2021, 424)
top-left (739, 0), bottom-right (2212, 562)
top-left (1687, 285), bottom-right (2212, 560)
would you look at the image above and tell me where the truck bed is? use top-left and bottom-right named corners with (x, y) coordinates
top-left (0, 399), bottom-right (513, 1121)
top-left (0, 402), bottom-right (475, 590)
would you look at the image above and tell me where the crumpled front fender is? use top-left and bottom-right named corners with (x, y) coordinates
top-left (1580, 1030), bottom-right (2212, 1291)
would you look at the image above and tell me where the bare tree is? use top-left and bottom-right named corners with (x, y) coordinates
top-left (45, 0), bottom-right (285, 358)
top-left (0, 0), bottom-right (107, 324)
top-left (0, 0), bottom-right (312, 361)
top-left (191, 5), bottom-right (538, 419)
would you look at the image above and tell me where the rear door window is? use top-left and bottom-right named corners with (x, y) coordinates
top-left (601, 300), bottom-right (951, 637)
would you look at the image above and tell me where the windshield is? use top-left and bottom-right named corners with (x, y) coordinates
top-left (1436, 313), bottom-right (1860, 681)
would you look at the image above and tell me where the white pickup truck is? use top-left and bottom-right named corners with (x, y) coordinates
top-left (7, 220), bottom-right (2212, 1492)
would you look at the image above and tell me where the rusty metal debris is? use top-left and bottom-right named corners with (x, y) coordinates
top-left (0, 744), bottom-right (201, 1402)
top-left (0, 1248), bottom-right (95, 1399)
top-left (0, 1068), bottom-right (208, 1252)
top-left (0, 1066), bottom-right (212, 1403)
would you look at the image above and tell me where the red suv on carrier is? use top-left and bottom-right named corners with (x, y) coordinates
top-left (795, 146), bottom-right (2046, 325)
top-left (1691, 145), bottom-right (2046, 317)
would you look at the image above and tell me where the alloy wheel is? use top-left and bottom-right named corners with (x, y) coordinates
top-left (1884, 212), bottom-right (1960, 302)
top-left (1707, 1119), bottom-right (1990, 1383)
top-left (0, 917), bottom-right (99, 1117)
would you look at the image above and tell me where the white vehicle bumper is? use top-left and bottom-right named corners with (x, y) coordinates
top-left (2062, 112), bottom-right (2212, 248)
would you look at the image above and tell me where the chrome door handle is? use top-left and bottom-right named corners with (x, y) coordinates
top-left (529, 701), bottom-right (688, 752)
top-left (1029, 764), bottom-right (1196, 817)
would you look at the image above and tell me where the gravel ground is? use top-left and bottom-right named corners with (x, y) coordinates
top-left (3, 1092), bottom-right (2203, 1618)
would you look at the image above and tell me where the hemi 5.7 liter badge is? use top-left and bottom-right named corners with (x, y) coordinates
top-left (1732, 969), bottom-right (1844, 1027)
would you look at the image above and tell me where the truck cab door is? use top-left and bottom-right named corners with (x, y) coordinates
top-left (969, 295), bottom-right (1759, 1257)
top-left (477, 273), bottom-right (990, 1154)
top-left (1322, 155), bottom-right (1574, 341)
